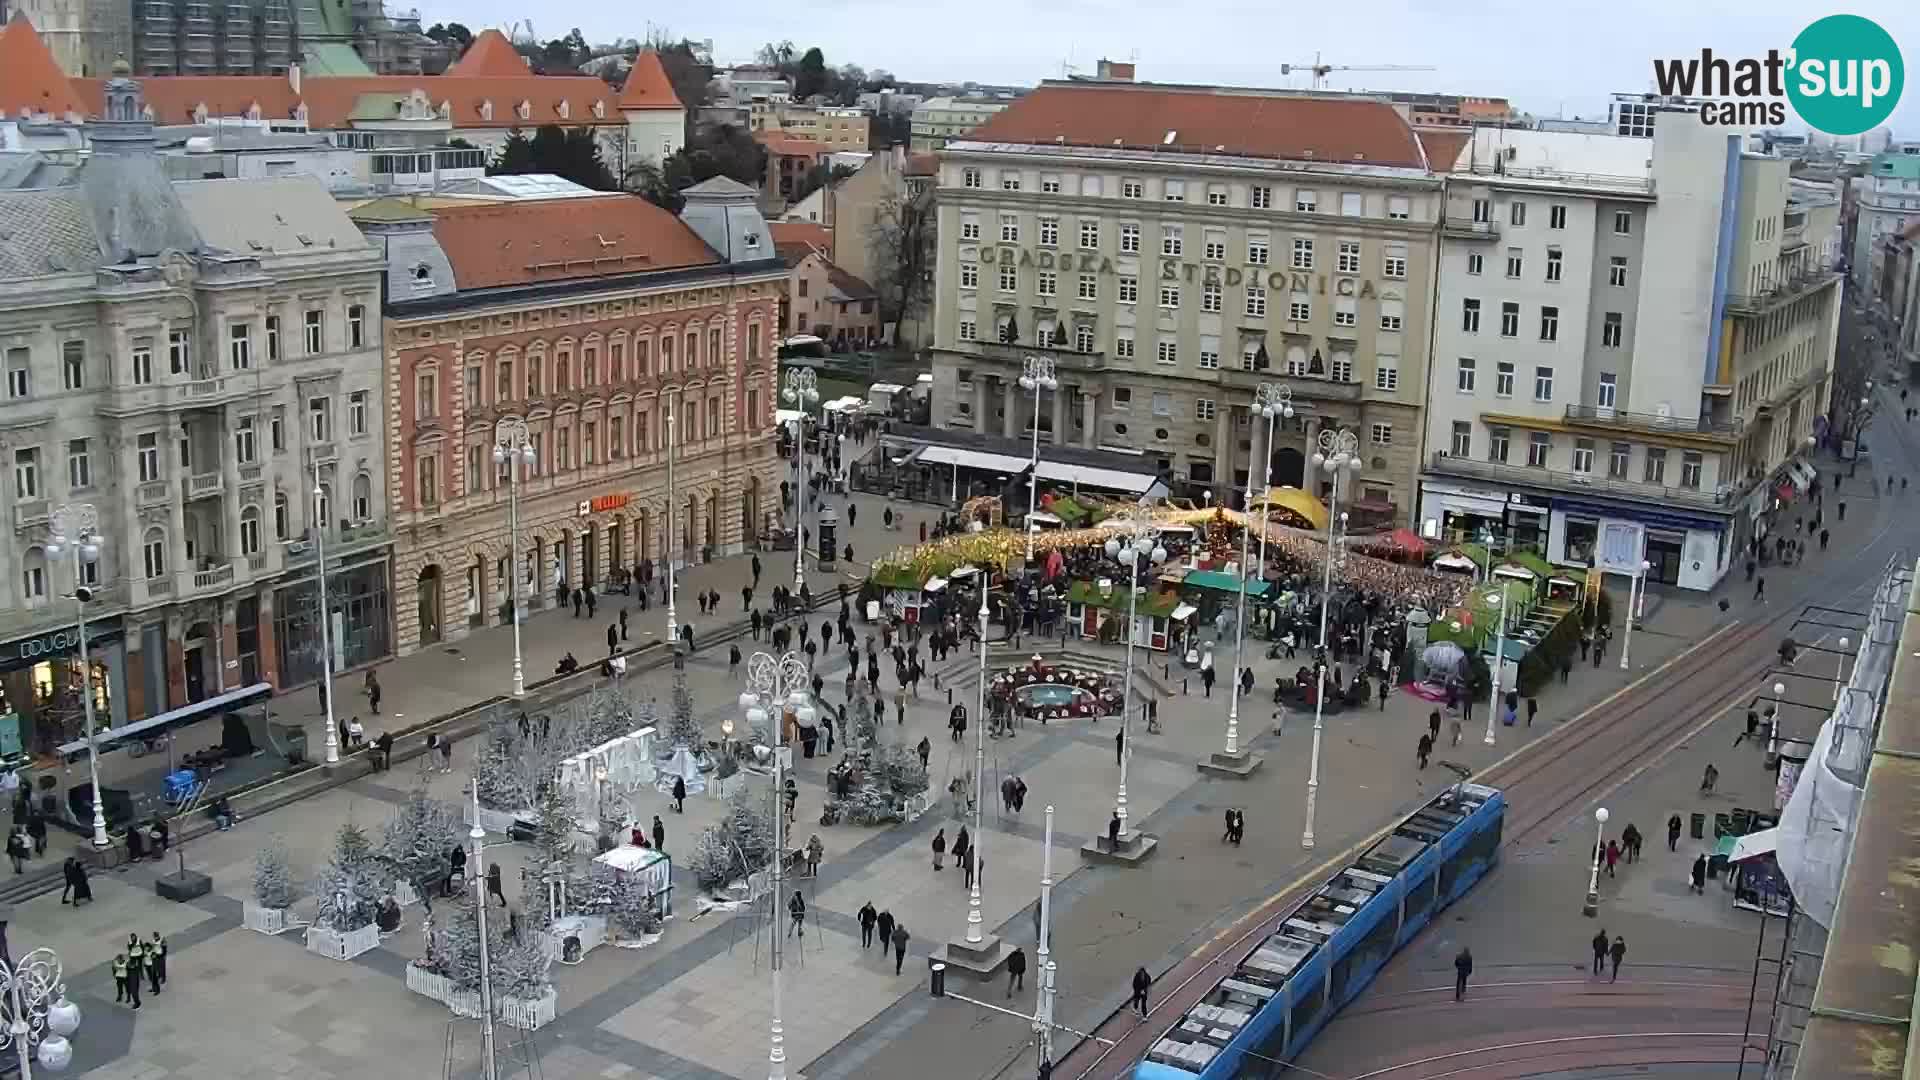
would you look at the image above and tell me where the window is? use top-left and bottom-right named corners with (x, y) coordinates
top-left (1472, 198), bottom-right (1491, 223)
top-left (417, 455), bottom-right (439, 507)
top-left (240, 506), bottom-right (261, 556)
top-left (1292, 237), bottom-right (1314, 269)
top-left (352, 473), bottom-right (372, 520)
top-left (1295, 189), bottom-right (1318, 213)
top-left (1379, 299), bottom-right (1403, 332)
top-left (960, 263), bottom-right (978, 289)
top-left (464, 363), bottom-right (482, 409)
top-left (1251, 186), bottom-right (1273, 209)
top-left (351, 389), bottom-right (371, 434)
top-left (1534, 365), bottom-right (1554, 401)
top-left (1450, 421), bottom-right (1472, 456)
top-left (1572, 438), bottom-right (1595, 473)
top-left (274, 493), bottom-right (290, 540)
top-left (1040, 174), bottom-right (1062, 194)
top-left (143, 528), bottom-right (167, 579)
top-left (1195, 399), bottom-right (1217, 421)
top-left (168, 330), bottom-right (190, 375)
top-left (1161, 225), bottom-right (1183, 256)
top-left (1244, 285), bottom-right (1265, 317)
top-left (131, 339), bottom-right (154, 385)
top-left (1598, 373), bottom-right (1618, 408)
top-left (1374, 355), bottom-right (1399, 391)
top-left (1609, 442), bottom-right (1630, 478)
top-left (1155, 340), bottom-right (1178, 365)
top-left (1120, 223), bottom-right (1140, 253)
top-left (1079, 220), bottom-right (1099, 249)
top-left (1488, 426), bottom-right (1510, 462)
top-left (1681, 451), bottom-right (1704, 489)
top-left (1077, 274), bottom-right (1098, 301)
top-left (1539, 306), bottom-right (1559, 341)
top-left (1602, 312), bottom-right (1623, 348)
top-left (1456, 357), bottom-right (1477, 392)
top-left (1247, 232), bottom-right (1270, 265)
top-left (1205, 184), bottom-right (1227, 206)
top-left (61, 341), bottom-right (84, 390)
top-left (960, 215), bottom-right (980, 241)
top-left (1333, 296), bottom-right (1356, 326)
top-left (999, 265), bottom-right (1017, 292)
top-left (1289, 297), bottom-right (1312, 322)
top-left (66, 438), bottom-right (91, 490)
top-left (1370, 423), bottom-right (1393, 445)
top-left (958, 320), bottom-right (977, 342)
top-left (1038, 216), bottom-right (1058, 247)
top-left (584, 420), bottom-right (600, 465)
top-left (1150, 391), bottom-right (1171, 417)
top-left (1159, 283), bottom-right (1182, 309)
top-left (1340, 192), bottom-right (1363, 217)
top-left (1330, 353), bottom-right (1353, 383)
top-left (1495, 361), bottom-right (1515, 397)
top-left (1337, 241), bottom-right (1361, 274)
top-left (304, 309), bottom-right (323, 354)
top-left (1075, 324), bottom-right (1096, 354)
top-left (1118, 276), bottom-right (1139, 304)
top-left (1500, 302), bottom-right (1520, 337)
top-left (12, 447), bottom-right (37, 499)
top-left (1545, 249), bottom-right (1563, 282)
top-left (1609, 256), bottom-right (1629, 287)
top-left (348, 304), bottom-right (366, 348)
top-left (1199, 341), bottom-right (1220, 369)
top-left (1644, 448), bottom-right (1667, 484)
top-left (1388, 196), bottom-right (1411, 221)
top-left (234, 418), bottom-right (256, 465)
top-left (1382, 243), bottom-right (1407, 279)
top-left (6, 350), bottom-right (28, 399)
top-left (308, 396), bottom-right (331, 441)
top-left (962, 167), bottom-right (981, 188)
top-left (1505, 248), bottom-right (1523, 277)
top-left (137, 433), bottom-right (160, 482)
top-left (266, 316), bottom-right (281, 361)
top-left (1527, 431), bottom-right (1550, 467)
top-left (1163, 179), bottom-right (1185, 202)
top-left (1549, 204), bottom-right (1567, 229)
top-left (1000, 172), bottom-right (1021, 191)
top-left (999, 214), bottom-right (1019, 243)
top-left (1114, 333), bottom-right (1135, 360)
top-left (1466, 252), bottom-right (1484, 275)
top-left (1510, 200), bottom-right (1527, 226)
top-left (1201, 281), bottom-right (1222, 312)
top-left (1613, 209), bottom-right (1632, 235)
top-left (1038, 271), bottom-right (1057, 297)
top-left (228, 322), bottom-right (252, 369)
top-left (1462, 298), bottom-right (1481, 332)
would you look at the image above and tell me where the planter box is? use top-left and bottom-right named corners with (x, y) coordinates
top-left (546, 914), bottom-right (606, 962)
top-left (467, 804), bottom-right (530, 836)
top-left (407, 967), bottom-right (556, 1031)
top-left (305, 922), bottom-right (381, 961)
top-left (393, 879), bottom-right (421, 908)
top-left (243, 902), bottom-right (291, 936)
top-left (706, 773), bottom-right (742, 800)
top-left (903, 793), bottom-right (933, 823)
top-left (406, 964), bottom-right (457, 1004)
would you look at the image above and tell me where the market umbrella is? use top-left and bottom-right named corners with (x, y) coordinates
top-left (1388, 527), bottom-right (1427, 556)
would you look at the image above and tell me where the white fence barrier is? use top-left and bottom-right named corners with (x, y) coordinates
top-left (406, 966), bottom-right (557, 1031)
top-left (392, 879), bottom-right (421, 908)
top-left (904, 793), bottom-right (932, 822)
top-left (546, 914), bottom-right (607, 961)
top-left (305, 922), bottom-right (381, 961)
top-left (242, 902), bottom-right (290, 936)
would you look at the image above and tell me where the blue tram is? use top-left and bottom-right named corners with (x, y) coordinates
top-left (1133, 783), bottom-right (1506, 1079)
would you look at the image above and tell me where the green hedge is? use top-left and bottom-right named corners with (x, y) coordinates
top-left (1515, 584), bottom-right (1614, 695)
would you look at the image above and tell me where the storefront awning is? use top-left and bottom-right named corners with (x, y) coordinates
top-left (1033, 460), bottom-right (1165, 498)
top-left (1731, 827), bottom-right (1779, 863)
top-left (1170, 603), bottom-right (1198, 621)
top-left (61, 681), bottom-right (274, 760)
top-left (923, 576), bottom-right (949, 593)
top-left (915, 445), bottom-right (1035, 475)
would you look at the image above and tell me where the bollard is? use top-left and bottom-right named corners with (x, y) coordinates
top-left (947, 688), bottom-right (953, 705)
top-left (930, 961), bottom-right (947, 998)
top-left (1183, 677), bottom-right (1189, 695)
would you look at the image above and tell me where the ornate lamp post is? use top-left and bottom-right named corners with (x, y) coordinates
top-left (46, 505), bottom-right (109, 849)
top-left (782, 369), bottom-right (820, 598)
top-left (1251, 384), bottom-right (1294, 594)
top-left (1485, 580), bottom-right (1510, 746)
top-left (1018, 356), bottom-right (1059, 564)
top-left (1103, 510), bottom-right (1167, 845)
top-left (965, 532), bottom-right (992, 942)
top-left (492, 418), bottom-right (535, 697)
top-left (312, 462), bottom-right (339, 766)
top-left (1582, 806), bottom-right (1610, 916)
top-left (1222, 384), bottom-right (1293, 762)
top-left (665, 410), bottom-right (680, 646)
top-left (467, 784), bottom-right (498, 1079)
top-left (1618, 559), bottom-right (1650, 673)
top-left (741, 651), bottom-right (809, 1080)
top-left (0, 948), bottom-right (83, 1077)
top-left (1302, 428), bottom-right (1360, 850)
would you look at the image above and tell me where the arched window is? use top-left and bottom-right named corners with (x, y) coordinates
top-left (274, 492), bottom-right (290, 540)
top-left (240, 506), bottom-right (262, 556)
top-left (20, 546), bottom-right (47, 603)
top-left (143, 527), bottom-right (167, 578)
top-left (352, 472), bottom-right (373, 521)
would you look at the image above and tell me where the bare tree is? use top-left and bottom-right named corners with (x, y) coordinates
top-left (867, 188), bottom-right (935, 334)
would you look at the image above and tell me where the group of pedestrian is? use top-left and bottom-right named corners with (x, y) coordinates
top-left (855, 901), bottom-right (913, 974)
top-left (111, 932), bottom-right (167, 1009)
top-left (1589, 930), bottom-right (1628, 981)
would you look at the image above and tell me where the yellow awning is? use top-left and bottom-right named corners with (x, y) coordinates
top-left (1254, 487), bottom-right (1329, 531)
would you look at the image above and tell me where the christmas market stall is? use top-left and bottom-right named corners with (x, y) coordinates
top-left (1064, 579), bottom-right (1187, 651)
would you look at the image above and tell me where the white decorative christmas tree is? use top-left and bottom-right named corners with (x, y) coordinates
top-left (313, 820), bottom-right (390, 932)
top-left (424, 890), bottom-right (553, 1001)
top-left (664, 652), bottom-right (703, 750)
top-left (587, 861), bottom-right (665, 941)
top-left (380, 785), bottom-right (463, 897)
top-left (253, 837), bottom-right (299, 909)
top-left (687, 785), bottom-right (775, 891)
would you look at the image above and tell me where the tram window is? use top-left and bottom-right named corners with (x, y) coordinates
top-left (1330, 906), bottom-right (1399, 1005)
top-left (1438, 814), bottom-right (1503, 899)
top-left (1288, 979), bottom-right (1326, 1043)
top-left (1404, 872), bottom-right (1435, 921)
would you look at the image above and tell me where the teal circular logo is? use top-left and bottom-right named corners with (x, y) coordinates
top-left (1787, 15), bottom-right (1904, 136)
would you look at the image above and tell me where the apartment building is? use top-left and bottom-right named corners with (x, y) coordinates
top-left (1849, 144), bottom-right (1920, 294)
top-left (927, 80), bottom-right (1446, 512)
top-left (749, 100), bottom-right (868, 152)
top-left (0, 68), bottom-right (389, 752)
top-left (352, 178), bottom-right (786, 656)
top-left (909, 95), bottom-right (1011, 152)
top-left (1420, 122), bottom-right (1841, 591)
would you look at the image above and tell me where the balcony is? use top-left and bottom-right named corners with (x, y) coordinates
top-left (1725, 270), bottom-right (1842, 316)
top-left (1752, 365), bottom-right (1828, 418)
top-left (136, 481), bottom-right (170, 507)
top-left (12, 499), bottom-right (49, 531)
top-left (239, 465), bottom-right (263, 485)
top-left (1441, 217), bottom-right (1500, 242)
top-left (947, 340), bottom-right (1108, 374)
top-left (1563, 405), bottom-right (1741, 440)
top-left (140, 574), bottom-right (174, 601)
top-left (1216, 368), bottom-right (1365, 401)
top-left (188, 472), bottom-right (224, 498)
top-left (182, 561), bottom-right (237, 595)
top-left (1427, 451), bottom-right (1744, 512)
top-left (307, 442), bottom-right (338, 466)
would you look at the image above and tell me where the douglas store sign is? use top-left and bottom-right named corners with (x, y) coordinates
top-left (1, 620), bottom-right (123, 673)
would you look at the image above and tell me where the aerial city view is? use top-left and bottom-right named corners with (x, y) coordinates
top-left (0, 2), bottom-right (1914, 1077)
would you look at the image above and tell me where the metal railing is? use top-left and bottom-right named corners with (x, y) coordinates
top-left (1459, 161), bottom-right (1655, 193)
top-left (1725, 270), bottom-right (1842, 314)
top-left (1440, 217), bottom-right (1499, 240)
top-left (189, 472), bottom-right (224, 497)
top-left (952, 339), bottom-right (1107, 372)
top-left (1563, 404), bottom-right (1742, 436)
top-left (1427, 450), bottom-right (1746, 510)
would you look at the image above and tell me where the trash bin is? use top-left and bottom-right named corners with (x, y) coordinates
top-left (1689, 811), bottom-right (1707, 840)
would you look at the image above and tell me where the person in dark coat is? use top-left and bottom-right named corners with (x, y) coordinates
top-left (1417, 732), bottom-right (1433, 769)
top-left (1690, 854), bottom-right (1708, 894)
top-left (858, 902), bottom-right (878, 948)
top-left (446, 845), bottom-right (467, 897)
top-left (1007, 946), bottom-right (1027, 998)
top-left (1429, 710), bottom-right (1442, 741)
top-left (606, 623), bottom-right (619, 656)
top-left (1621, 823), bottom-right (1642, 863)
top-left (875, 909), bottom-right (896, 956)
top-left (146, 931), bottom-right (167, 993)
top-left (787, 890), bottom-right (806, 937)
top-left (931, 828), bottom-right (946, 870)
top-left (25, 813), bottom-right (45, 855)
top-left (1607, 935), bottom-right (1627, 982)
top-left (1130, 967), bottom-right (1152, 1017)
top-left (1222, 807), bottom-right (1237, 843)
top-left (1591, 929), bottom-right (1609, 975)
top-left (486, 863), bottom-right (507, 906)
top-left (1454, 948), bottom-right (1474, 1000)
top-left (1667, 813), bottom-right (1683, 852)
top-left (1108, 812), bottom-right (1121, 852)
top-left (651, 815), bottom-right (666, 853)
top-left (891, 922), bottom-right (910, 975)
top-left (672, 776), bottom-right (687, 813)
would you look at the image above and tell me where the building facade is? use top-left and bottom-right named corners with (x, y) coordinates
top-left (1850, 145), bottom-right (1920, 295)
top-left (355, 179), bottom-right (787, 656)
top-left (9, 0), bottom-right (438, 79)
top-left (1420, 122), bottom-right (1841, 591)
top-left (927, 81), bottom-right (1444, 512)
top-left (748, 101), bottom-right (868, 152)
top-left (909, 95), bottom-right (1010, 152)
top-left (0, 69), bottom-right (389, 754)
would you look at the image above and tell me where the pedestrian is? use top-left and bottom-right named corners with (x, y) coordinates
top-left (807, 833), bottom-right (824, 877)
top-left (1115, 726), bottom-right (1125, 766)
top-left (1527, 697), bottom-right (1538, 727)
top-left (788, 889), bottom-right (806, 938)
top-left (932, 827), bottom-right (946, 870)
top-left (652, 815), bottom-right (666, 853)
top-left (365, 669), bottom-right (382, 715)
top-left (752, 609), bottom-right (763, 640)
top-left (752, 553), bottom-right (763, 586)
top-left (673, 776), bottom-right (686, 813)
top-left (876, 908), bottom-right (896, 956)
top-left (859, 901), bottom-right (878, 948)
top-left (1700, 762), bottom-right (1719, 795)
top-left (620, 607), bottom-right (629, 641)
top-left (1429, 709), bottom-right (1441, 740)
top-left (1667, 813), bottom-right (1683, 852)
top-left (844, 542), bottom-right (854, 564)
top-left (445, 845), bottom-right (466, 896)
top-left (1450, 714), bottom-right (1463, 747)
top-left (440, 735), bottom-right (454, 772)
top-left (59, 857), bottom-right (80, 904)
top-left (892, 922), bottom-right (910, 975)
top-left (1130, 967), bottom-right (1152, 1017)
top-left (1604, 839), bottom-right (1620, 878)
top-left (25, 812), bottom-right (44, 856)
top-left (729, 644), bottom-right (742, 676)
top-left (1690, 854), bottom-right (1708, 894)
top-left (918, 736), bottom-right (931, 771)
top-left (6, 828), bottom-right (27, 874)
top-left (1231, 809), bottom-right (1245, 845)
top-left (1591, 929), bottom-right (1609, 975)
top-left (1755, 576), bottom-right (1766, 602)
top-left (1621, 823), bottom-right (1642, 863)
top-left (1223, 807), bottom-right (1237, 842)
top-left (1819, 528), bottom-right (1831, 551)
top-left (585, 586), bottom-right (596, 619)
top-left (572, 587), bottom-right (583, 617)
top-left (1453, 947), bottom-right (1473, 1001)
top-left (1378, 678), bottom-right (1389, 711)
top-left (1608, 935), bottom-right (1626, 982)
top-left (962, 848), bottom-right (976, 890)
top-left (1007, 946), bottom-right (1027, 998)
top-left (112, 952), bottom-right (131, 1007)
top-left (1839, 501), bottom-right (1847, 522)
top-left (606, 623), bottom-right (619, 656)
top-left (1201, 665), bottom-right (1215, 698)
top-left (373, 731), bottom-right (394, 772)
top-left (1561, 656), bottom-right (1572, 683)
top-left (486, 862), bottom-right (507, 906)
top-left (146, 931), bottom-right (166, 994)
top-left (124, 937), bottom-right (144, 1009)
top-left (1416, 732), bottom-right (1433, 769)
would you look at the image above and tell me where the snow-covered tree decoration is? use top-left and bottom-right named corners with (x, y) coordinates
top-left (423, 891), bottom-right (552, 1000)
top-left (583, 685), bottom-right (635, 747)
top-left (687, 785), bottom-right (774, 891)
top-left (313, 820), bottom-right (390, 932)
top-left (665, 652), bottom-right (702, 749)
top-left (380, 785), bottom-right (463, 895)
top-left (253, 837), bottom-right (299, 909)
top-left (527, 776), bottom-right (593, 919)
top-left (875, 742), bottom-right (929, 800)
top-left (473, 717), bottom-right (529, 811)
top-left (587, 861), bottom-right (664, 940)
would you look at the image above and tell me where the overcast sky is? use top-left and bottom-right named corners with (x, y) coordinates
top-left (422, 0), bottom-right (1919, 137)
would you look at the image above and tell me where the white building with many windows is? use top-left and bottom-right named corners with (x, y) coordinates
top-left (1420, 121), bottom-right (1841, 591)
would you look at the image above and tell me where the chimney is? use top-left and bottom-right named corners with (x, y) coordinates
top-left (289, 63), bottom-right (301, 94)
top-left (1096, 59), bottom-right (1136, 83)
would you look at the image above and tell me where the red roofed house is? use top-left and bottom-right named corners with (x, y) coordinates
top-left (771, 224), bottom-right (881, 348)
top-left (755, 130), bottom-right (829, 203)
top-left (348, 176), bottom-right (785, 654)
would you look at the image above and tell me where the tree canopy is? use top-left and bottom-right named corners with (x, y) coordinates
top-left (489, 125), bottom-right (618, 191)
top-left (424, 22), bottom-right (473, 50)
top-left (626, 124), bottom-right (767, 214)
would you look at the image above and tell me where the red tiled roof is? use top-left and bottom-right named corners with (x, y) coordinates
top-left (1417, 130), bottom-right (1470, 172)
top-left (904, 152), bottom-right (938, 176)
top-left (618, 50), bottom-right (681, 111)
top-left (0, 13), bottom-right (84, 119)
top-left (966, 82), bottom-right (1425, 169)
top-left (445, 29), bottom-right (529, 78)
top-left (769, 221), bottom-right (830, 255)
top-left (428, 195), bottom-right (718, 290)
top-left (827, 264), bottom-right (876, 301)
top-left (775, 241), bottom-right (819, 268)
top-left (69, 72), bottom-right (623, 129)
top-left (755, 131), bottom-right (830, 158)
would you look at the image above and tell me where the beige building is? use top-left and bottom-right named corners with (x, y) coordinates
top-left (910, 95), bottom-right (1011, 152)
top-left (927, 79), bottom-right (1446, 511)
top-left (749, 100), bottom-right (869, 152)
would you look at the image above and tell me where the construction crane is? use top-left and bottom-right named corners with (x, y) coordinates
top-left (1281, 52), bottom-right (1435, 91)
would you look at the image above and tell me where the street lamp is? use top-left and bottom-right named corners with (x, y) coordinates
top-left (466, 784), bottom-right (498, 1079)
top-left (312, 462), bottom-right (338, 766)
top-left (1103, 510), bottom-right (1168, 845)
top-left (1251, 384), bottom-right (1294, 593)
top-left (665, 410), bottom-right (680, 646)
top-left (1018, 356), bottom-right (1058, 564)
top-left (45, 505), bottom-right (108, 849)
top-left (1619, 559), bottom-right (1650, 672)
top-left (965, 553), bottom-right (993, 942)
top-left (1224, 383), bottom-right (1293, 761)
top-left (782, 369), bottom-right (819, 599)
top-left (1302, 429), bottom-right (1360, 849)
top-left (1485, 578), bottom-right (1510, 746)
top-left (1770, 681), bottom-right (1787, 765)
top-left (492, 418), bottom-right (536, 697)
top-left (1582, 806), bottom-right (1609, 916)
top-left (0, 948), bottom-right (82, 1077)
top-left (1833, 636), bottom-right (1851, 702)
top-left (743, 650), bottom-right (808, 1080)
